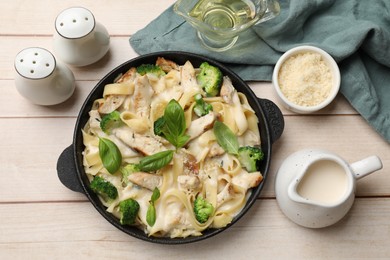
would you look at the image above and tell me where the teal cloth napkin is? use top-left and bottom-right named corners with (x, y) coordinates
top-left (130, 0), bottom-right (390, 142)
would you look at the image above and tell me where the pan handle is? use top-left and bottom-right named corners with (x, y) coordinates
top-left (57, 144), bottom-right (85, 194)
top-left (258, 98), bottom-right (284, 144)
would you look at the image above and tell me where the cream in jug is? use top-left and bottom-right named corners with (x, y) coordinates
top-left (296, 159), bottom-right (348, 205)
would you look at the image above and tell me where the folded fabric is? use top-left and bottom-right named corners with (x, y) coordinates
top-left (130, 0), bottom-right (390, 143)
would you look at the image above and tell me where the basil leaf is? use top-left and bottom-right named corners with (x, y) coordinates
top-left (150, 187), bottom-right (160, 203)
top-left (164, 99), bottom-right (186, 136)
top-left (146, 188), bottom-right (160, 227)
top-left (153, 116), bottom-right (166, 137)
top-left (213, 121), bottom-right (239, 155)
top-left (176, 135), bottom-right (190, 149)
top-left (139, 150), bottom-right (174, 172)
top-left (146, 203), bottom-right (156, 226)
top-left (163, 99), bottom-right (189, 148)
top-left (163, 132), bottom-right (190, 149)
top-left (99, 138), bottom-right (122, 174)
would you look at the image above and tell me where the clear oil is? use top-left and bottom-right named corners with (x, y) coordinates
top-left (189, 0), bottom-right (256, 29)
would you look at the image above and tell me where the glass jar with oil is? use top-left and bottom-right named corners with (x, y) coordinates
top-left (174, 0), bottom-right (280, 52)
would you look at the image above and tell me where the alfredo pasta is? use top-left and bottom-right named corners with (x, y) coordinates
top-left (82, 57), bottom-right (263, 238)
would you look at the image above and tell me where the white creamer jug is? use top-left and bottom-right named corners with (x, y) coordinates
top-left (275, 149), bottom-right (383, 228)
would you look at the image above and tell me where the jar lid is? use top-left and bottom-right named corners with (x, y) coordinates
top-left (14, 47), bottom-right (56, 79)
top-left (55, 7), bottom-right (95, 39)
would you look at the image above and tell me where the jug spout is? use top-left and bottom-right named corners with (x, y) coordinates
top-left (287, 182), bottom-right (310, 204)
top-left (287, 177), bottom-right (324, 206)
top-left (256, 0), bottom-right (280, 24)
top-left (350, 155), bottom-right (383, 180)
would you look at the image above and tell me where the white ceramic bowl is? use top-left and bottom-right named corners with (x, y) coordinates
top-left (272, 46), bottom-right (341, 113)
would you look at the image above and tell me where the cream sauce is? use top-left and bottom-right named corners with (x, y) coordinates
top-left (297, 160), bottom-right (348, 205)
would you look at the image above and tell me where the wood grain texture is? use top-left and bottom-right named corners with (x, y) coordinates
top-left (0, 0), bottom-right (176, 36)
top-left (1, 199), bottom-right (389, 259)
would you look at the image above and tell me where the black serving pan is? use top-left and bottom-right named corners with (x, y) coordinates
top-left (57, 51), bottom-right (284, 244)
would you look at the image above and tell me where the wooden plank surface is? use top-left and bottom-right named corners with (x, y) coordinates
top-left (0, 0), bottom-right (176, 36)
top-left (1, 199), bottom-right (389, 259)
top-left (1, 0), bottom-right (389, 259)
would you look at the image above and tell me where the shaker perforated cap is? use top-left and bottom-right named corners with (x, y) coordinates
top-left (14, 47), bottom-right (56, 79)
top-left (55, 7), bottom-right (95, 39)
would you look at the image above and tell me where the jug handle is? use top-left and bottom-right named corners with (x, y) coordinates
top-left (350, 155), bottom-right (383, 180)
top-left (256, 0), bottom-right (280, 24)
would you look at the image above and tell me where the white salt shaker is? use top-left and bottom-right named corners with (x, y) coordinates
top-left (14, 47), bottom-right (75, 106)
top-left (53, 7), bottom-right (110, 66)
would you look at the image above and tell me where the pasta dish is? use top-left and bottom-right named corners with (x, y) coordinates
top-left (82, 57), bottom-right (263, 238)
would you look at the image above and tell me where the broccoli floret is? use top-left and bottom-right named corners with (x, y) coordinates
top-left (194, 196), bottom-right (214, 224)
top-left (119, 198), bottom-right (140, 225)
top-left (100, 110), bottom-right (123, 134)
top-left (193, 93), bottom-right (213, 117)
top-left (153, 116), bottom-right (166, 137)
top-left (120, 163), bottom-right (140, 185)
top-left (90, 176), bottom-right (118, 202)
top-left (238, 146), bottom-right (264, 173)
top-left (196, 62), bottom-right (223, 97)
top-left (136, 64), bottom-right (166, 76)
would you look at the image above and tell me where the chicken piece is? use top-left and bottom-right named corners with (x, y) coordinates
top-left (238, 130), bottom-right (261, 147)
top-left (207, 142), bottom-right (225, 158)
top-left (114, 128), bottom-right (167, 156)
top-left (183, 152), bottom-right (199, 175)
top-left (132, 75), bottom-right (154, 118)
top-left (173, 61), bottom-right (202, 109)
top-left (156, 57), bottom-right (179, 72)
top-left (186, 112), bottom-right (216, 141)
top-left (128, 172), bottom-right (162, 190)
top-left (180, 61), bottom-right (201, 91)
top-left (177, 175), bottom-right (202, 192)
top-left (88, 110), bottom-right (102, 130)
top-left (98, 95), bottom-right (126, 114)
top-left (219, 76), bottom-right (248, 135)
top-left (220, 76), bottom-right (234, 104)
top-left (116, 67), bottom-right (137, 83)
top-left (232, 171), bottom-right (263, 191)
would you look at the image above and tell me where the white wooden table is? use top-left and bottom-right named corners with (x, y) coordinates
top-left (1, 1), bottom-right (389, 258)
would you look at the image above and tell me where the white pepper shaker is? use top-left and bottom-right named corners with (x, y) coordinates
top-left (53, 7), bottom-right (110, 66)
top-left (14, 47), bottom-right (75, 105)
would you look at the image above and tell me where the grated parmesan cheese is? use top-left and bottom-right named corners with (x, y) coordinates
top-left (278, 51), bottom-right (333, 107)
